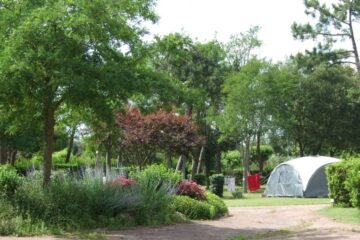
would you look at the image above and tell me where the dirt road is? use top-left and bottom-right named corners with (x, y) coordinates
top-left (105, 204), bottom-right (360, 240)
top-left (2, 204), bottom-right (360, 239)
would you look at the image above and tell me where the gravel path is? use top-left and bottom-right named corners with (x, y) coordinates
top-left (1, 204), bottom-right (360, 239)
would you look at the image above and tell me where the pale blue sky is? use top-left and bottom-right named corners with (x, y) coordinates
top-left (146, 0), bottom-right (357, 62)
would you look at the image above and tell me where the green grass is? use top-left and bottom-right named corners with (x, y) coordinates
top-left (318, 207), bottom-right (360, 225)
top-left (222, 187), bottom-right (330, 207)
top-left (227, 230), bottom-right (292, 240)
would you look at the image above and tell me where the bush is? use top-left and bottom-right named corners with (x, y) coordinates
top-left (209, 174), bottom-right (225, 197)
top-left (345, 158), bottom-right (360, 208)
top-left (326, 161), bottom-right (353, 207)
top-left (172, 192), bottom-right (228, 220)
top-left (0, 165), bottom-right (22, 199)
top-left (176, 181), bottom-right (206, 201)
top-left (231, 190), bottom-right (243, 199)
top-left (206, 192), bottom-right (228, 217)
top-left (221, 150), bottom-right (242, 175)
top-left (13, 168), bottom-right (180, 233)
top-left (132, 164), bottom-right (181, 188)
top-left (111, 177), bottom-right (137, 187)
top-left (193, 173), bottom-right (206, 185)
top-left (172, 196), bottom-right (215, 220)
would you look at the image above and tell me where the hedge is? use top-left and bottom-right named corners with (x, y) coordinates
top-left (326, 158), bottom-right (360, 208)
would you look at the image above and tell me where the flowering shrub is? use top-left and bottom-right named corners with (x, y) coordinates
top-left (111, 177), bottom-right (137, 187)
top-left (176, 181), bottom-right (206, 201)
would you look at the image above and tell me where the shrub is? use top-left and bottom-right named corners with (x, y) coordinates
top-left (0, 165), bottom-right (22, 199)
top-left (206, 192), bottom-right (228, 217)
top-left (176, 181), bottom-right (206, 200)
top-left (132, 164), bottom-right (181, 188)
top-left (326, 161), bottom-right (352, 207)
top-left (0, 199), bottom-right (47, 236)
top-left (221, 150), bottom-right (242, 175)
top-left (172, 195), bottom-right (215, 220)
top-left (172, 192), bottom-right (228, 220)
top-left (111, 177), bottom-right (137, 187)
top-left (345, 158), bottom-right (360, 208)
top-left (14, 168), bottom-right (179, 232)
top-left (231, 190), bottom-right (243, 199)
top-left (209, 174), bottom-right (225, 197)
top-left (193, 173), bottom-right (206, 185)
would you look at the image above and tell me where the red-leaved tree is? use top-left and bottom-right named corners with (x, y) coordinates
top-left (115, 108), bottom-right (204, 169)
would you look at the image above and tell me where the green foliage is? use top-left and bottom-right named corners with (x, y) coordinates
top-left (250, 145), bottom-right (273, 164)
top-left (221, 150), bottom-right (242, 174)
top-left (231, 190), bottom-right (243, 199)
top-left (172, 196), bottom-right (215, 220)
top-left (0, 199), bottom-right (48, 236)
top-left (172, 191), bottom-right (228, 220)
top-left (10, 168), bottom-right (180, 234)
top-left (193, 173), bottom-right (206, 185)
top-left (345, 158), bottom-right (360, 208)
top-left (0, 165), bottom-right (22, 199)
top-left (326, 161), bottom-right (353, 207)
top-left (206, 192), bottom-right (229, 217)
top-left (209, 174), bottom-right (225, 197)
top-left (131, 164), bottom-right (181, 187)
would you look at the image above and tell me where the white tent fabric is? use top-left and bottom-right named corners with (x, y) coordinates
top-left (266, 156), bottom-right (340, 197)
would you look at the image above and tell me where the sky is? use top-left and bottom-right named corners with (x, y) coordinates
top-left (145, 0), bottom-right (352, 63)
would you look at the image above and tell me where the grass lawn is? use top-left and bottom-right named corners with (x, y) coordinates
top-left (222, 186), bottom-right (330, 207)
top-left (318, 207), bottom-right (360, 225)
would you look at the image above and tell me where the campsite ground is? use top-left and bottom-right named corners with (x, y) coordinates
top-left (1, 204), bottom-right (360, 240)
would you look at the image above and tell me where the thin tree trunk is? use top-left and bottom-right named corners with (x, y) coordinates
top-left (256, 131), bottom-right (262, 174)
top-left (65, 124), bottom-right (77, 163)
top-left (215, 143), bottom-right (221, 173)
top-left (243, 136), bottom-right (251, 193)
top-left (176, 154), bottom-right (187, 179)
top-left (105, 138), bottom-right (112, 179)
top-left (196, 146), bottom-right (205, 174)
top-left (166, 150), bottom-right (172, 169)
top-left (349, 8), bottom-right (360, 75)
top-left (299, 141), bottom-right (305, 157)
top-left (43, 106), bottom-right (55, 186)
top-left (176, 155), bottom-right (183, 171)
top-left (0, 146), bottom-right (7, 164)
top-left (190, 156), bottom-right (197, 181)
top-left (10, 149), bottom-right (17, 166)
top-left (182, 155), bottom-right (187, 180)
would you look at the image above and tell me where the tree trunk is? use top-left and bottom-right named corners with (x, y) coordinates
top-left (190, 156), bottom-right (197, 181)
top-left (43, 106), bottom-right (55, 186)
top-left (243, 136), bottom-right (251, 193)
top-left (256, 131), bottom-right (262, 174)
top-left (105, 138), bottom-right (112, 179)
top-left (166, 150), bottom-right (172, 169)
top-left (95, 150), bottom-right (101, 176)
top-left (0, 146), bottom-right (7, 164)
top-left (196, 146), bottom-right (205, 174)
top-left (176, 155), bottom-right (182, 171)
top-left (299, 141), bottom-right (305, 157)
top-left (182, 155), bottom-right (187, 180)
top-left (65, 124), bottom-right (77, 163)
top-left (215, 143), bottom-right (221, 173)
top-left (349, 8), bottom-right (360, 75)
top-left (10, 149), bottom-right (17, 166)
top-left (176, 154), bottom-right (187, 179)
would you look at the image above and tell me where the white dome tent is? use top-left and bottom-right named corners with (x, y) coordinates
top-left (265, 156), bottom-right (340, 197)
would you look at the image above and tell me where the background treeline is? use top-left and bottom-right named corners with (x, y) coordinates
top-left (1, 0), bottom-right (360, 187)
